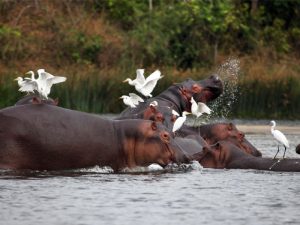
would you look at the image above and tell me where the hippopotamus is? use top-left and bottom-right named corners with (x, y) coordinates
top-left (117, 75), bottom-right (223, 130)
top-left (0, 104), bottom-right (189, 171)
top-left (15, 94), bottom-right (58, 106)
top-left (199, 122), bottom-right (262, 157)
top-left (193, 141), bottom-right (300, 172)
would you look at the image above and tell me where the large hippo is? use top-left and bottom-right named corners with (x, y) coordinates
top-left (0, 104), bottom-right (189, 171)
top-left (193, 141), bottom-right (300, 172)
top-left (117, 75), bottom-right (223, 130)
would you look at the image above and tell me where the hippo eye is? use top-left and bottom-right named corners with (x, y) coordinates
top-left (151, 121), bottom-right (157, 131)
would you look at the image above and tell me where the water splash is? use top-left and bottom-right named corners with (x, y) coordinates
top-left (208, 57), bottom-right (240, 121)
top-left (186, 58), bottom-right (240, 126)
top-left (75, 165), bottom-right (114, 173)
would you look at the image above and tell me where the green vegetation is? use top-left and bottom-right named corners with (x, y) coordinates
top-left (0, 0), bottom-right (299, 119)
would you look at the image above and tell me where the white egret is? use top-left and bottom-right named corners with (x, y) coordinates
top-left (14, 77), bottom-right (36, 94)
top-left (34, 69), bottom-right (66, 99)
top-left (120, 93), bottom-right (144, 108)
top-left (172, 111), bottom-right (191, 133)
top-left (190, 97), bottom-right (212, 117)
top-left (270, 120), bottom-right (290, 159)
top-left (123, 69), bottom-right (163, 97)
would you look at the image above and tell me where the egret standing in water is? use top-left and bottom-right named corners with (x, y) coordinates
top-left (120, 93), bottom-right (144, 108)
top-left (270, 120), bottom-right (290, 159)
top-left (190, 97), bottom-right (212, 117)
top-left (172, 111), bottom-right (191, 133)
top-left (123, 69), bottom-right (163, 97)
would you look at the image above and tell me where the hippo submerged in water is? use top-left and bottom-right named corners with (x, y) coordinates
top-left (0, 104), bottom-right (189, 171)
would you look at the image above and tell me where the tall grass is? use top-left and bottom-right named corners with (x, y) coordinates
top-left (1, 64), bottom-right (299, 119)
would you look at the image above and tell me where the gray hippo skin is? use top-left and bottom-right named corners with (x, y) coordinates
top-left (193, 141), bottom-right (300, 172)
top-left (0, 104), bottom-right (189, 171)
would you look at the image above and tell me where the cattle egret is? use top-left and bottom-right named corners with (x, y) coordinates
top-left (35, 69), bottom-right (66, 99)
top-left (123, 69), bottom-right (163, 97)
top-left (190, 97), bottom-right (212, 117)
top-left (15, 77), bottom-right (36, 94)
top-left (172, 111), bottom-right (191, 133)
top-left (270, 120), bottom-right (289, 159)
top-left (16, 69), bottom-right (66, 99)
top-left (120, 93), bottom-right (144, 108)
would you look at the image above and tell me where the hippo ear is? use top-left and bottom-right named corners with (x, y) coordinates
top-left (192, 84), bottom-right (201, 93)
top-left (151, 121), bottom-right (157, 131)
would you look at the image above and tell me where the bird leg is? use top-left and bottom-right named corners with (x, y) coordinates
top-left (32, 96), bottom-right (42, 104)
top-left (282, 146), bottom-right (287, 159)
top-left (273, 145), bottom-right (280, 160)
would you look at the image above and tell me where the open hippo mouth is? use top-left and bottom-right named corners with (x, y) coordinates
top-left (193, 75), bottom-right (223, 103)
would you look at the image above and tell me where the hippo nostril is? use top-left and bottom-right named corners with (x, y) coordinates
top-left (161, 131), bottom-right (170, 142)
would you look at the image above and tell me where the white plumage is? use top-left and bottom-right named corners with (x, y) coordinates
top-left (15, 77), bottom-right (36, 94)
top-left (15, 69), bottom-right (66, 99)
top-left (270, 120), bottom-right (289, 159)
top-left (190, 97), bottom-right (212, 117)
top-left (120, 93), bottom-right (144, 108)
top-left (123, 69), bottom-right (163, 97)
top-left (172, 111), bottom-right (190, 133)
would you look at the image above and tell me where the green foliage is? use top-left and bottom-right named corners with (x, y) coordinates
top-left (0, 25), bottom-right (26, 61)
top-left (57, 30), bottom-right (102, 64)
top-left (233, 77), bottom-right (300, 119)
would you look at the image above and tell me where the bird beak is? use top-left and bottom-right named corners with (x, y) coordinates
top-left (14, 78), bottom-right (18, 81)
top-left (119, 97), bottom-right (123, 99)
top-left (122, 79), bottom-right (128, 83)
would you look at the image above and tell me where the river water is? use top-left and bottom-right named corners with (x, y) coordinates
top-left (1, 120), bottom-right (299, 225)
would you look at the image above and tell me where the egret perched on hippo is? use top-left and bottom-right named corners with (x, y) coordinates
top-left (6, 70), bottom-right (300, 172)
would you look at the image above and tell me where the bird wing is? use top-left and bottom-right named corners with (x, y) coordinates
top-left (197, 102), bottom-right (212, 114)
top-left (145, 70), bottom-right (162, 83)
top-left (39, 70), bottom-right (53, 80)
top-left (273, 130), bottom-right (290, 148)
top-left (140, 79), bottom-right (160, 97)
top-left (135, 69), bottom-right (146, 85)
top-left (172, 117), bottom-right (184, 132)
top-left (18, 80), bottom-right (37, 93)
top-left (123, 97), bottom-right (136, 108)
top-left (49, 76), bottom-right (67, 84)
top-left (129, 93), bottom-right (144, 105)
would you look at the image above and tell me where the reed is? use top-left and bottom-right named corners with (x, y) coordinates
top-left (1, 65), bottom-right (299, 119)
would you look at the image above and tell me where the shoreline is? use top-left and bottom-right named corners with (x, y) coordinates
top-left (236, 125), bottom-right (300, 135)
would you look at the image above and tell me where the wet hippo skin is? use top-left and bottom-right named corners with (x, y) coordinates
top-left (0, 104), bottom-right (189, 171)
top-left (194, 141), bottom-right (300, 172)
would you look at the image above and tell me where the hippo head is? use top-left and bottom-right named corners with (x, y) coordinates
top-left (192, 75), bottom-right (223, 103)
top-left (192, 140), bottom-right (251, 169)
top-left (142, 104), bottom-right (176, 131)
top-left (200, 122), bottom-right (262, 157)
top-left (128, 120), bottom-right (190, 168)
top-left (177, 75), bottom-right (223, 104)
